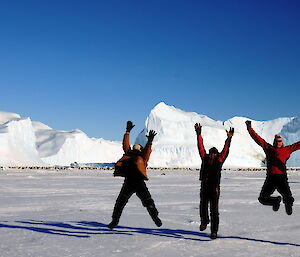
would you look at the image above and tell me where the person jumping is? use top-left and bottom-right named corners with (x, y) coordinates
top-left (195, 123), bottom-right (234, 239)
top-left (246, 120), bottom-right (300, 215)
top-left (108, 121), bottom-right (162, 229)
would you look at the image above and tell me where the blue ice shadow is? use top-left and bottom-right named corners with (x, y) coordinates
top-left (0, 220), bottom-right (209, 241)
top-left (0, 220), bottom-right (299, 246)
top-left (219, 235), bottom-right (300, 246)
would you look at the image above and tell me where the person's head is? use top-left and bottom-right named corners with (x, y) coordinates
top-left (209, 147), bottom-right (219, 159)
top-left (132, 144), bottom-right (143, 152)
top-left (273, 134), bottom-right (284, 148)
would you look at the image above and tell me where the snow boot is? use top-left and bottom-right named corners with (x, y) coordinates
top-left (284, 197), bottom-right (294, 215)
top-left (210, 232), bottom-right (217, 240)
top-left (147, 205), bottom-right (162, 227)
top-left (272, 196), bottom-right (281, 212)
top-left (152, 216), bottom-right (162, 227)
top-left (199, 223), bottom-right (208, 231)
top-left (108, 219), bottom-right (119, 229)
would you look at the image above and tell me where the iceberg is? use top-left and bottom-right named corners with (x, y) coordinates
top-left (135, 102), bottom-right (300, 168)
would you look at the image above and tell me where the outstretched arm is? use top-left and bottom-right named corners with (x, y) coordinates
top-left (218, 127), bottom-right (234, 163)
top-left (287, 140), bottom-right (300, 153)
top-left (123, 121), bottom-right (135, 153)
top-left (195, 123), bottom-right (206, 159)
top-left (245, 120), bottom-right (269, 149)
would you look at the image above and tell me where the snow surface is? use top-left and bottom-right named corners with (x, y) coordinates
top-left (0, 103), bottom-right (300, 167)
top-left (0, 168), bottom-right (299, 257)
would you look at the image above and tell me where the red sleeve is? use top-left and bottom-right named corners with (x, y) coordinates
top-left (122, 132), bottom-right (130, 153)
top-left (197, 135), bottom-right (206, 159)
top-left (287, 140), bottom-right (300, 153)
top-left (218, 137), bottom-right (232, 163)
top-left (247, 127), bottom-right (269, 150)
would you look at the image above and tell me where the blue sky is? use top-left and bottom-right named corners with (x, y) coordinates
top-left (0, 0), bottom-right (299, 140)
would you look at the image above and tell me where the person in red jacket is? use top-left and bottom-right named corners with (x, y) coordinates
top-left (108, 121), bottom-right (162, 229)
top-left (195, 123), bottom-right (234, 239)
top-left (246, 120), bottom-right (300, 215)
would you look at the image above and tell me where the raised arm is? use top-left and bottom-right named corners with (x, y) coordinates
top-left (246, 120), bottom-right (269, 149)
top-left (142, 130), bottom-right (156, 164)
top-left (287, 140), bottom-right (300, 153)
top-left (123, 121), bottom-right (135, 153)
top-left (195, 123), bottom-right (206, 159)
top-left (218, 127), bottom-right (234, 163)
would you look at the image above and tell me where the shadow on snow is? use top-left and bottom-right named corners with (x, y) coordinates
top-left (0, 220), bottom-right (299, 246)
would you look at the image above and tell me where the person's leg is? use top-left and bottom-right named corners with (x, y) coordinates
top-left (209, 186), bottom-right (220, 239)
top-left (276, 175), bottom-right (294, 215)
top-left (199, 185), bottom-right (209, 231)
top-left (258, 175), bottom-right (281, 211)
top-left (108, 181), bottom-right (134, 229)
top-left (136, 181), bottom-right (162, 227)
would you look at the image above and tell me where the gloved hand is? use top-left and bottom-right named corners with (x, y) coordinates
top-left (194, 123), bottom-right (202, 135)
top-left (226, 127), bottom-right (234, 137)
top-left (126, 121), bottom-right (135, 132)
top-left (245, 120), bottom-right (252, 128)
top-left (146, 130), bottom-right (157, 143)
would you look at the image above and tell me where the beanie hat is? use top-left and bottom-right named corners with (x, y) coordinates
top-left (209, 147), bottom-right (219, 154)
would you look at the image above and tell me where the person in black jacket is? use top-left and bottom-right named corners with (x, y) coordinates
top-left (195, 123), bottom-right (234, 239)
top-left (108, 121), bottom-right (162, 229)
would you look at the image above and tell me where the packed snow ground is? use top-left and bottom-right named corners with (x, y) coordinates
top-left (0, 169), bottom-right (299, 257)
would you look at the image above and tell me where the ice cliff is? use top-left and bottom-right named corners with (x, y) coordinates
top-left (135, 102), bottom-right (300, 168)
top-left (0, 112), bottom-right (123, 166)
top-left (0, 103), bottom-right (299, 167)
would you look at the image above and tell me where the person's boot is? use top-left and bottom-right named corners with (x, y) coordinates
top-left (108, 219), bottom-right (119, 229)
top-left (272, 196), bottom-right (281, 212)
top-left (152, 216), bottom-right (162, 227)
top-left (284, 197), bottom-right (294, 215)
top-left (199, 223), bottom-right (208, 231)
top-left (210, 232), bottom-right (217, 239)
top-left (147, 206), bottom-right (162, 227)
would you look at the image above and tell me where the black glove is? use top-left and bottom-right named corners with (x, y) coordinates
top-left (126, 121), bottom-right (135, 132)
top-left (194, 123), bottom-right (202, 135)
top-left (245, 120), bottom-right (252, 128)
top-left (226, 127), bottom-right (234, 137)
top-left (146, 130), bottom-right (157, 143)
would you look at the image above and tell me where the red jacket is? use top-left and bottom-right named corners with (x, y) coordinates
top-left (247, 127), bottom-right (300, 175)
top-left (197, 135), bottom-right (231, 163)
top-left (196, 135), bottom-right (232, 184)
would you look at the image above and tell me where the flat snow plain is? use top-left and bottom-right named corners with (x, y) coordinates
top-left (0, 168), bottom-right (299, 257)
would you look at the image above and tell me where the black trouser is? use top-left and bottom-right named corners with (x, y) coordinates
top-left (112, 178), bottom-right (159, 222)
top-left (200, 182), bottom-right (220, 233)
top-left (258, 174), bottom-right (294, 206)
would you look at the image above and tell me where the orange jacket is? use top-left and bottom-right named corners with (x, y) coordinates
top-left (119, 132), bottom-right (152, 179)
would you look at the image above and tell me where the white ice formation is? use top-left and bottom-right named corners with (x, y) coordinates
top-left (0, 103), bottom-right (299, 167)
top-left (135, 102), bottom-right (300, 168)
